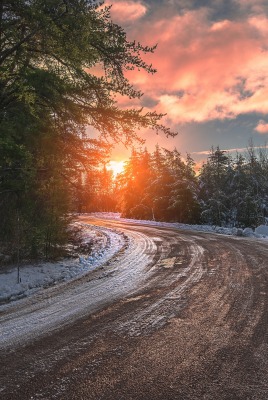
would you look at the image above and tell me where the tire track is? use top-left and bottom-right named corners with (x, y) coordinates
top-left (2, 218), bottom-right (268, 400)
top-left (0, 226), bottom-right (157, 350)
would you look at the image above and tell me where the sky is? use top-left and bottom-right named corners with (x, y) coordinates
top-left (104, 0), bottom-right (268, 166)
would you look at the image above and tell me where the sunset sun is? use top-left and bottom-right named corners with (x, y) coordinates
top-left (107, 160), bottom-right (126, 176)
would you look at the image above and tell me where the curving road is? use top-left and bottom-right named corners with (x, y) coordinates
top-left (1, 216), bottom-right (268, 399)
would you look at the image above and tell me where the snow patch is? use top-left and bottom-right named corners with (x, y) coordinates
top-left (255, 225), bottom-right (268, 236)
top-left (0, 222), bottom-right (125, 304)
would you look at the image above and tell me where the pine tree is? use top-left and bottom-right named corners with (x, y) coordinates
top-left (168, 151), bottom-right (200, 223)
top-left (198, 147), bottom-right (230, 226)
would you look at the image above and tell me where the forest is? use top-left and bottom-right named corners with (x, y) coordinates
top-left (1, 1), bottom-right (268, 264)
top-left (84, 144), bottom-right (268, 229)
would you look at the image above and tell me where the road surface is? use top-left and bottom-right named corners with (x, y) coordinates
top-left (1, 215), bottom-right (268, 399)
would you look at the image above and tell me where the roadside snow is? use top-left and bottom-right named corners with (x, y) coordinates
top-left (89, 212), bottom-right (268, 238)
top-left (255, 225), bottom-right (268, 236)
top-left (0, 222), bottom-right (156, 349)
top-left (0, 222), bottom-right (125, 304)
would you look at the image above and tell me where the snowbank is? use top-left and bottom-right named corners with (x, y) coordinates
top-left (255, 225), bottom-right (268, 236)
top-left (0, 222), bottom-right (125, 304)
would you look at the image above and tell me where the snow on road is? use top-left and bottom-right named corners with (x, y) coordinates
top-left (0, 222), bottom-right (157, 350)
top-left (1, 213), bottom-right (268, 306)
top-left (2, 213), bottom-right (268, 305)
top-left (1, 213), bottom-right (268, 350)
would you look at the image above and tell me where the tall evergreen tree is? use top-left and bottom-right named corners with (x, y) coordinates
top-left (199, 147), bottom-right (230, 226)
top-left (167, 151), bottom-right (200, 223)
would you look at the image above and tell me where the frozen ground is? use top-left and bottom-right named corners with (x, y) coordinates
top-left (0, 221), bottom-right (126, 304)
top-left (1, 213), bottom-right (268, 305)
top-left (0, 219), bottom-right (156, 349)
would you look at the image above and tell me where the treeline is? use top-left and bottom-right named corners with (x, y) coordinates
top-left (117, 146), bottom-right (200, 223)
top-left (199, 145), bottom-right (268, 227)
top-left (95, 145), bottom-right (268, 228)
top-left (77, 165), bottom-right (117, 213)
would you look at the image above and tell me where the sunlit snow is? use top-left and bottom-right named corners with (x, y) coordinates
top-left (0, 222), bottom-right (125, 303)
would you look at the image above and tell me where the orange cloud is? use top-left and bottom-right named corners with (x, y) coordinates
top-left (255, 120), bottom-right (268, 134)
top-left (121, 8), bottom-right (268, 125)
top-left (105, 1), bottom-right (147, 22)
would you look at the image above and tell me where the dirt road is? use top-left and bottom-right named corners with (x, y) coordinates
top-left (1, 216), bottom-right (268, 399)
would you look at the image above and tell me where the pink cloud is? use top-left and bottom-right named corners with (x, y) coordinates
top-left (105, 1), bottom-right (147, 23)
top-left (118, 8), bottom-right (268, 125)
top-left (255, 120), bottom-right (268, 134)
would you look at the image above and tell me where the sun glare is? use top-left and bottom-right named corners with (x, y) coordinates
top-left (107, 160), bottom-right (126, 176)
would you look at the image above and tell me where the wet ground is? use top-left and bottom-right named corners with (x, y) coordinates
top-left (1, 217), bottom-right (268, 399)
